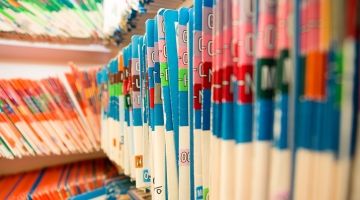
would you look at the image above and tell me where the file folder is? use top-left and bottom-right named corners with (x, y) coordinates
top-left (200, 1), bottom-right (213, 197)
top-left (192, 1), bottom-right (204, 199)
top-left (234, 0), bottom-right (255, 199)
top-left (269, 0), bottom-right (292, 198)
top-left (177, 7), bottom-right (191, 200)
top-left (209, 0), bottom-right (222, 199)
top-left (252, 0), bottom-right (277, 199)
top-left (152, 15), bottom-right (167, 200)
top-left (145, 18), bottom-right (157, 198)
top-left (163, 9), bottom-right (180, 199)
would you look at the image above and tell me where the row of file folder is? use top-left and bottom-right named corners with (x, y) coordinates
top-left (0, 0), bottom-right (104, 38)
top-left (0, 0), bottom-right (153, 41)
top-left (0, 158), bottom-right (121, 200)
top-left (98, 0), bottom-right (360, 199)
top-left (0, 67), bottom-right (101, 159)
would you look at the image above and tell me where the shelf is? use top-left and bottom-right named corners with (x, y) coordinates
top-left (0, 0), bottom-right (192, 50)
top-left (0, 32), bottom-right (106, 46)
top-left (0, 38), bottom-right (117, 66)
top-left (0, 150), bottom-right (106, 176)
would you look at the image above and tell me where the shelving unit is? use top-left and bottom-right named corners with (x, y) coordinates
top-left (0, 0), bottom-right (358, 199)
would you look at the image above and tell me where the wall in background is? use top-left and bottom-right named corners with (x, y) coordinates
top-left (0, 39), bottom-right (117, 79)
top-left (0, 62), bottom-right (95, 79)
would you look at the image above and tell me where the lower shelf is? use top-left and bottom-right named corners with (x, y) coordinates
top-left (0, 150), bottom-right (106, 176)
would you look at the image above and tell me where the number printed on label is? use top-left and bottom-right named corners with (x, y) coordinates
top-left (179, 149), bottom-right (190, 166)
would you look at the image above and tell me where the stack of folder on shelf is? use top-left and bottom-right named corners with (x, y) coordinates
top-left (97, 0), bottom-right (360, 199)
top-left (0, 0), bottom-right (104, 38)
top-left (0, 158), bottom-right (121, 199)
top-left (0, 0), bottom-right (154, 43)
top-left (0, 67), bottom-right (101, 159)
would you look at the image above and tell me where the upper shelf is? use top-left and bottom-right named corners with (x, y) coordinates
top-left (0, 0), bottom-right (192, 66)
top-left (0, 0), bottom-right (192, 48)
top-left (0, 0), bottom-right (105, 42)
